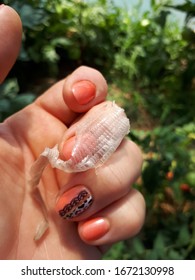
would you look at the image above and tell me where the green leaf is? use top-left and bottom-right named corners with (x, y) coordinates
top-left (176, 224), bottom-right (191, 247)
top-left (132, 238), bottom-right (145, 255)
top-left (186, 172), bottom-right (195, 187)
top-left (103, 241), bottom-right (126, 260)
top-left (168, 249), bottom-right (183, 260)
top-left (51, 38), bottom-right (72, 48)
top-left (9, 93), bottom-right (36, 113)
top-left (19, 4), bottom-right (48, 28)
top-left (0, 78), bottom-right (19, 97)
top-left (153, 232), bottom-right (166, 259)
top-left (0, 99), bottom-right (11, 112)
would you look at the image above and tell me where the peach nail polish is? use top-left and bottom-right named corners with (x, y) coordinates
top-left (81, 217), bottom-right (110, 241)
top-left (55, 185), bottom-right (93, 220)
top-left (62, 136), bottom-right (76, 160)
top-left (72, 80), bottom-right (96, 105)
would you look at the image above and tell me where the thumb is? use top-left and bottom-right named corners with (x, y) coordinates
top-left (0, 5), bottom-right (22, 83)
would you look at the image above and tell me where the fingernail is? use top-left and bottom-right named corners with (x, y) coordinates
top-left (62, 133), bottom-right (97, 162)
top-left (80, 217), bottom-right (110, 241)
top-left (72, 80), bottom-right (96, 105)
top-left (62, 136), bottom-right (76, 160)
top-left (55, 185), bottom-right (93, 219)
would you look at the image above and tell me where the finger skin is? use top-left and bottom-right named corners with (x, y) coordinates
top-left (0, 5), bottom-right (22, 83)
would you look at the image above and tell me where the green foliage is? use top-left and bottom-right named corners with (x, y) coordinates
top-left (4, 0), bottom-right (124, 70)
top-left (0, 79), bottom-right (35, 121)
top-left (1, 0), bottom-right (195, 260)
top-left (105, 122), bottom-right (195, 260)
top-left (114, 9), bottom-right (194, 124)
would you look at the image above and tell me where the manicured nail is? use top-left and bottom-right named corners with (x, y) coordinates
top-left (62, 133), bottom-right (97, 162)
top-left (55, 185), bottom-right (93, 219)
top-left (62, 136), bottom-right (76, 160)
top-left (72, 80), bottom-right (96, 105)
top-left (80, 217), bottom-right (110, 241)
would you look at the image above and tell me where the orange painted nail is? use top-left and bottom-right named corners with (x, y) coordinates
top-left (55, 185), bottom-right (93, 220)
top-left (72, 80), bottom-right (96, 105)
top-left (80, 217), bottom-right (110, 241)
top-left (62, 133), bottom-right (97, 163)
top-left (62, 136), bottom-right (76, 160)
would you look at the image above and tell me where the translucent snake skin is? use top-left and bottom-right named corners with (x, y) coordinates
top-left (41, 101), bottom-right (130, 172)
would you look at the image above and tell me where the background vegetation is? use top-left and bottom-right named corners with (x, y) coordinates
top-left (0, 0), bottom-right (194, 259)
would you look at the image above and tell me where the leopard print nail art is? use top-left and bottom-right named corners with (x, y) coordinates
top-left (58, 190), bottom-right (93, 219)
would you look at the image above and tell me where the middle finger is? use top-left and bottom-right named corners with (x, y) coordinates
top-left (54, 139), bottom-right (143, 221)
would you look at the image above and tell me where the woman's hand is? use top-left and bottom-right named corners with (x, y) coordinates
top-left (0, 5), bottom-right (145, 260)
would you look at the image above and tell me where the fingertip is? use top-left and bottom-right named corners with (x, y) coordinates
top-left (79, 217), bottom-right (110, 243)
top-left (0, 5), bottom-right (22, 83)
top-left (63, 66), bottom-right (108, 113)
top-left (1, 5), bottom-right (23, 37)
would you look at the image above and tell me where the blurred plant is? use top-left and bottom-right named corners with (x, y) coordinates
top-left (113, 0), bottom-right (195, 125)
top-left (3, 0), bottom-right (124, 71)
top-left (105, 122), bottom-right (195, 260)
top-left (0, 79), bottom-right (35, 121)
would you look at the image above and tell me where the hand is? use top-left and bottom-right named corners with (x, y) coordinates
top-left (0, 5), bottom-right (145, 259)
